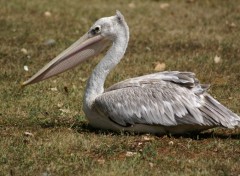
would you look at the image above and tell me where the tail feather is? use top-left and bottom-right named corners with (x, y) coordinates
top-left (201, 93), bottom-right (240, 128)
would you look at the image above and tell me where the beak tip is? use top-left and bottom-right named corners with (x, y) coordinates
top-left (21, 81), bottom-right (27, 87)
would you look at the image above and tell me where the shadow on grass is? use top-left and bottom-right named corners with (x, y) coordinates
top-left (171, 131), bottom-right (240, 140)
top-left (70, 122), bottom-right (240, 140)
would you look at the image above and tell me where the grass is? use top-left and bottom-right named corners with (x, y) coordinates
top-left (1, 0), bottom-right (240, 175)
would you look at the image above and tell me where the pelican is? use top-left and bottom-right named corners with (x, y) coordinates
top-left (23, 11), bottom-right (240, 134)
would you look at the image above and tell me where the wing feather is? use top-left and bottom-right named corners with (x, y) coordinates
top-left (94, 71), bottom-right (240, 128)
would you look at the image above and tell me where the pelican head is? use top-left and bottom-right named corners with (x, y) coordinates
top-left (22, 10), bottom-right (128, 86)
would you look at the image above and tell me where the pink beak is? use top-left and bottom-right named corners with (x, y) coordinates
top-left (22, 33), bottom-right (110, 86)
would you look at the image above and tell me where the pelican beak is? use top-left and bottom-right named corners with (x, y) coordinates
top-left (22, 33), bottom-right (110, 86)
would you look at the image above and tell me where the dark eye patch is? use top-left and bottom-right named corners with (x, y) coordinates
top-left (95, 26), bottom-right (100, 32)
top-left (90, 26), bottom-right (101, 35)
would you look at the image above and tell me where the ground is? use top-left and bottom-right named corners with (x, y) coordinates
top-left (0, 0), bottom-right (240, 175)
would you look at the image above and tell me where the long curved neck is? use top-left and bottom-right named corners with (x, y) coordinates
top-left (84, 26), bottom-right (129, 107)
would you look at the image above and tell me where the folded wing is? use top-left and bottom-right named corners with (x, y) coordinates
top-left (93, 71), bottom-right (240, 128)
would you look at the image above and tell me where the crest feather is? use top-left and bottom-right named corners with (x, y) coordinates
top-left (116, 10), bottom-right (125, 23)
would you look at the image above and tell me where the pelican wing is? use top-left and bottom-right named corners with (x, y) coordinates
top-left (106, 71), bottom-right (208, 93)
top-left (94, 71), bottom-right (240, 128)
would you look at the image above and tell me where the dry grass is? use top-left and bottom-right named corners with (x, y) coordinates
top-left (1, 0), bottom-right (240, 175)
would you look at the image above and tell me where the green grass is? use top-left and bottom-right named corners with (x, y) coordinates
top-left (1, 0), bottom-right (240, 175)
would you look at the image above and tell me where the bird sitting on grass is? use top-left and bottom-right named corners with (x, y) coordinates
top-left (23, 11), bottom-right (240, 135)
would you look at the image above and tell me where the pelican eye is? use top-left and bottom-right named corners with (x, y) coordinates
top-left (94, 26), bottom-right (101, 33)
top-left (91, 25), bottom-right (101, 35)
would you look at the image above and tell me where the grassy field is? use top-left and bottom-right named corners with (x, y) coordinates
top-left (1, 0), bottom-right (240, 175)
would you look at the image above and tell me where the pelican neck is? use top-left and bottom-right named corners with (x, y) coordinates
top-left (83, 29), bottom-right (129, 107)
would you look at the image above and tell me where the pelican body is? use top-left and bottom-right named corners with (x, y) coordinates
top-left (23, 11), bottom-right (240, 134)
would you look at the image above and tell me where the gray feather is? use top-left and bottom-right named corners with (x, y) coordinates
top-left (93, 71), bottom-right (240, 128)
